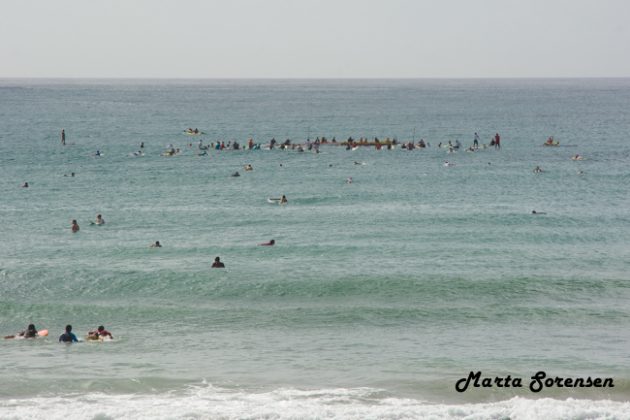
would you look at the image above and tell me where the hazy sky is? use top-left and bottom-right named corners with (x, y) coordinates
top-left (1, 0), bottom-right (629, 78)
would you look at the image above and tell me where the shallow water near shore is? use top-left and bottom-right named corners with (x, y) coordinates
top-left (1, 78), bottom-right (629, 418)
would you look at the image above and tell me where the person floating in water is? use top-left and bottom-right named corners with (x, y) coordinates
top-left (71, 220), bottom-right (80, 233)
top-left (4, 324), bottom-right (38, 339)
top-left (280, 195), bottom-right (288, 204)
top-left (61, 129), bottom-right (66, 146)
top-left (59, 325), bottom-right (78, 343)
top-left (94, 214), bottom-right (105, 225)
top-left (87, 325), bottom-right (113, 340)
top-left (231, 171), bottom-right (240, 177)
top-left (346, 177), bottom-right (353, 184)
top-left (533, 166), bottom-right (543, 173)
top-left (22, 182), bottom-right (29, 188)
top-left (532, 210), bottom-right (547, 215)
top-left (259, 239), bottom-right (275, 246)
top-left (211, 256), bottom-right (225, 268)
top-left (244, 164), bottom-right (253, 171)
top-left (150, 241), bottom-right (162, 248)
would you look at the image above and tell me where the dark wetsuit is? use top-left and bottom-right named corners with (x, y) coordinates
top-left (59, 332), bottom-right (78, 343)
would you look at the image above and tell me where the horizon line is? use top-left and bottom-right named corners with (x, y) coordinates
top-left (1, 76), bottom-right (629, 81)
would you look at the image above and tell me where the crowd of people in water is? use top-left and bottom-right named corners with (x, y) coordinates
top-left (8, 127), bottom-right (586, 342)
top-left (153, 131), bottom-right (506, 156)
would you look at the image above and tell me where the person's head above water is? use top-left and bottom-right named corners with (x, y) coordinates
top-left (97, 326), bottom-right (105, 332)
top-left (65, 325), bottom-right (72, 333)
top-left (27, 324), bottom-right (36, 332)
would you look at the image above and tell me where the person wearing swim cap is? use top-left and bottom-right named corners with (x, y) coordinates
top-left (59, 325), bottom-right (78, 343)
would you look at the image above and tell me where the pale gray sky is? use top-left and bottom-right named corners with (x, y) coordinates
top-left (1, 0), bottom-right (629, 78)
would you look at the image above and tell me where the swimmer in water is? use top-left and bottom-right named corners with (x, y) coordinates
top-left (150, 241), bottom-right (162, 248)
top-left (95, 214), bottom-right (105, 225)
top-left (231, 171), bottom-right (240, 177)
top-left (22, 182), bottom-right (29, 188)
top-left (211, 256), bottom-right (225, 268)
top-left (280, 195), bottom-right (288, 204)
top-left (533, 166), bottom-right (543, 173)
top-left (258, 239), bottom-right (275, 246)
top-left (71, 220), bottom-right (80, 233)
top-left (59, 325), bottom-right (78, 343)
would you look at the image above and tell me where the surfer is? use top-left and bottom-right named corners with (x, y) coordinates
top-left (244, 164), bottom-right (253, 171)
top-left (280, 195), bottom-right (288, 204)
top-left (87, 326), bottom-right (113, 340)
top-left (533, 166), bottom-right (543, 173)
top-left (231, 171), bottom-right (240, 177)
top-left (211, 256), bottom-right (225, 268)
top-left (94, 214), bottom-right (105, 225)
top-left (150, 241), bottom-right (162, 248)
top-left (532, 210), bottom-right (547, 215)
top-left (4, 324), bottom-right (38, 339)
top-left (61, 129), bottom-right (65, 145)
top-left (71, 220), bottom-right (80, 233)
top-left (59, 325), bottom-right (79, 343)
top-left (22, 182), bottom-right (29, 188)
top-left (474, 132), bottom-right (479, 149)
top-left (494, 133), bottom-right (501, 149)
top-left (259, 239), bottom-right (275, 246)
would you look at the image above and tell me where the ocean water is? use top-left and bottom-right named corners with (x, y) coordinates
top-left (1, 78), bottom-right (629, 419)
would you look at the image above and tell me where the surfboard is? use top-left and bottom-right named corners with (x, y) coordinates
top-left (85, 335), bottom-right (113, 342)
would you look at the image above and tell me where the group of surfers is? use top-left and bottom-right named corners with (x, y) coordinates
top-left (4, 324), bottom-right (113, 342)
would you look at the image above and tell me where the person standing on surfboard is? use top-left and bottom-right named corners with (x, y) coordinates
top-left (61, 129), bottom-right (66, 146)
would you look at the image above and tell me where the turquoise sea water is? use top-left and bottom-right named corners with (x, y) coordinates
top-left (1, 79), bottom-right (630, 419)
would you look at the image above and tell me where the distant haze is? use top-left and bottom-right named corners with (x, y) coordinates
top-left (1, 0), bottom-right (629, 78)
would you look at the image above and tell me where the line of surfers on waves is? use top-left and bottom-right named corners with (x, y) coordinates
top-left (153, 130), bottom-right (503, 156)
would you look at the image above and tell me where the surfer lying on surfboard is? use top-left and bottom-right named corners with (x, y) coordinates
top-left (87, 325), bottom-right (113, 341)
top-left (4, 324), bottom-right (46, 339)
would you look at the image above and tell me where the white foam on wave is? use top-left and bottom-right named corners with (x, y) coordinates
top-left (0, 385), bottom-right (628, 420)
